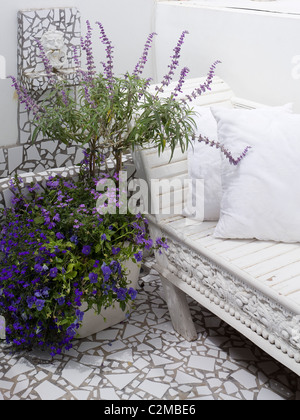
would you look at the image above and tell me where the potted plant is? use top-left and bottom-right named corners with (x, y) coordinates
top-left (10, 21), bottom-right (220, 177)
top-left (1, 22), bottom-right (219, 356)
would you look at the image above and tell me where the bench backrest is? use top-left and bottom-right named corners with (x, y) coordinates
top-left (133, 77), bottom-right (261, 223)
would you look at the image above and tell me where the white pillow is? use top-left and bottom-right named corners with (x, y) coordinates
top-left (185, 106), bottom-right (223, 221)
top-left (213, 106), bottom-right (300, 243)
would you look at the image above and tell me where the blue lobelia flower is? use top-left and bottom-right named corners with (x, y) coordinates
top-left (101, 262), bottom-right (112, 281)
top-left (49, 267), bottom-right (58, 278)
top-left (35, 299), bottom-right (45, 311)
top-left (82, 245), bottom-right (91, 256)
top-left (134, 251), bottom-right (143, 262)
top-left (88, 272), bottom-right (98, 284)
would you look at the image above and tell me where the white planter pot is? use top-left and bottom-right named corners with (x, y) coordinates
top-left (77, 260), bottom-right (141, 339)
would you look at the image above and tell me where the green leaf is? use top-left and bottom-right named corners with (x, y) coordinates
top-left (34, 216), bottom-right (44, 225)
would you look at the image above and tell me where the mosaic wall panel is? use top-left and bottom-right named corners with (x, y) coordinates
top-left (0, 8), bottom-right (83, 179)
top-left (0, 166), bottom-right (80, 209)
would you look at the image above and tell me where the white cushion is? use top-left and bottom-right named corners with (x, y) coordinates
top-left (213, 106), bottom-right (300, 243)
top-left (185, 106), bottom-right (222, 220)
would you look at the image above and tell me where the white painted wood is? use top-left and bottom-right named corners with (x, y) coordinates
top-left (160, 276), bottom-right (198, 342)
top-left (133, 77), bottom-right (300, 376)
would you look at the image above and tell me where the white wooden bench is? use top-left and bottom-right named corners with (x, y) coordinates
top-left (133, 77), bottom-right (300, 376)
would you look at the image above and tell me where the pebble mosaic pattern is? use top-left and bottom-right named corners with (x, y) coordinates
top-left (0, 166), bottom-right (80, 209)
top-left (0, 259), bottom-right (299, 401)
top-left (0, 8), bottom-right (82, 179)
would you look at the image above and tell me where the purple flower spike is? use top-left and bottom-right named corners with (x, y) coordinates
top-left (35, 38), bottom-right (55, 84)
top-left (96, 21), bottom-right (115, 95)
top-left (172, 66), bottom-right (190, 97)
top-left (181, 60), bottom-right (221, 104)
top-left (156, 30), bottom-right (189, 94)
top-left (81, 20), bottom-right (96, 82)
top-left (133, 32), bottom-right (157, 78)
top-left (195, 134), bottom-right (252, 166)
top-left (8, 76), bottom-right (42, 118)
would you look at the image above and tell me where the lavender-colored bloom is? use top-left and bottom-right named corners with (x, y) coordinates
top-left (195, 133), bottom-right (252, 165)
top-left (172, 66), bottom-right (190, 97)
top-left (133, 32), bottom-right (157, 78)
top-left (35, 38), bottom-right (55, 84)
top-left (60, 90), bottom-right (69, 106)
top-left (156, 30), bottom-right (189, 94)
top-left (83, 84), bottom-right (97, 108)
top-left (96, 21), bottom-right (115, 95)
top-left (81, 20), bottom-right (96, 82)
top-left (9, 76), bottom-right (42, 118)
top-left (73, 45), bottom-right (81, 69)
top-left (181, 60), bottom-right (221, 104)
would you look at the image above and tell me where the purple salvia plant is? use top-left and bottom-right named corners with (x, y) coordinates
top-left (81, 20), bottom-right (96, 82)
top-left (8, 76), bottom-right (42, 119)
top-left (156, 30), bottom-right (189, 94)
top-left (194, 133), bottom-right (252, 166)
top-left (73, 45), bottom-right (92, 85)
top-left (133, 32), bottom-right (157, 78)
top-left (60, 89), bottom-right (69, 106)
top-left (35, 38), bottom-right (55, 85)
top-left (83, 84), bottom-right (97, 109)
top-left (172, 66), bottom-right (190, 97)
top-left (181, 60), bottom-right (221, 103)
top-left (96, 21), bottom-right (115, 96)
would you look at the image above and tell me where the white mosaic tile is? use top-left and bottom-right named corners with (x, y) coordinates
top-left (5, 358), bottom-right (35, 379)
top-left (35, 381), bottom-right (66, 400)
top-left (151, 354), bottom-right (173, 366)
top-left (79, 355), bottom-right (104, 367)
top-left (123, 325), bottom-right (145, 340)
top-left (106, 349), bottom-right (133, 363)
top-left (104, 373), bottom-right (138, 390)
top-left (188, 355), bottom-right (216, 372)
top-left (175, 370), bottom-right (200, 385)
top-left (257, 388), bottom-right (285, 400)
top-left (230, 369), bottom-right (258, 389)
top-left (139, 379), bottom-right (169, 399)
top-left (61, 361), bottom-right (93, 388)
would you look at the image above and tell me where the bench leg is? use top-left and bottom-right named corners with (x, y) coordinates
top-left (160, 276), bottom-right (198, 342)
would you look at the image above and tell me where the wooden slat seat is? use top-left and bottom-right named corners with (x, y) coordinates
top-left (133, 76), bottom-right (300, 376)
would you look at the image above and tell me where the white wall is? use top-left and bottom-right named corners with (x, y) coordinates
top-left (154, 3), bottom-right (300, 112)
top-left (0, 0), bottom-right (156, 147)
top-left (2, 0), bottom-right (300, 148)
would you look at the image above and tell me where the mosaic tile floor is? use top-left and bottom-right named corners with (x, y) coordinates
top-left (0, 258), bottom-right (299, 401)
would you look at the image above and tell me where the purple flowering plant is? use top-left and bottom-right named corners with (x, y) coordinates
top-left (9, 21), bottom-right (221, 176)
top-left (2, 21), bottom-right (244, 357)
top-left (0, 170), bottom-right (167, 356)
